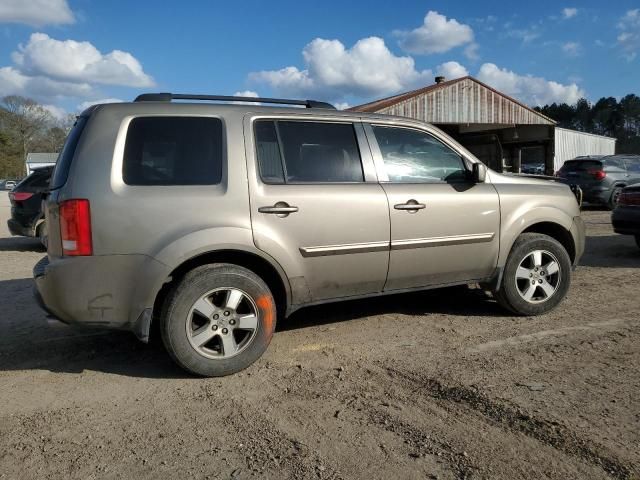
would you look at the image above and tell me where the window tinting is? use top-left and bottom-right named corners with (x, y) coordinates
top-left (123, 117), bottom-right (223, 186)
top-left (255, 121), bottom-right (285, 183)
top-left (19, 169), bottom-right (52, 189)
top-left (561, 160), bottom-right (602, 171)
top-left (255, 120), bottom-right (363, 183)
top-left (372, 126), bottom-right (467, 183)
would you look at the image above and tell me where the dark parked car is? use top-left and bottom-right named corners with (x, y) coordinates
top-left (611, 184), bottom-right (640, 249)
top-left (557, 155), bottom-right (640, 209)
top-left (7, 166), bottom-right (53, 245)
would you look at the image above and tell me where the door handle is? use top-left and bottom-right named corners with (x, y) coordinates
top-left (258, 202), bottom-right (299, 216)
top-left (394, 199), bottom-right (425, 212)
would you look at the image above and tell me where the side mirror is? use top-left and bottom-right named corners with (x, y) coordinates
top-left (471, 163), bottom-right (487, 183)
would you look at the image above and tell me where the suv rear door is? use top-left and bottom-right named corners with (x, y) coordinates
top-left (364, 122), bottom-right (500, 291)
top-left (245, 116), bottom-right (390, 303)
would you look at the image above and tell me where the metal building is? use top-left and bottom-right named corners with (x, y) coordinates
top-left (349, 76), bottom-right (615, 175)
top-left (554, 128), bottom-right (616, 171)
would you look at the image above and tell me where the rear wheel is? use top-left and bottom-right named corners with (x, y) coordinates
top-left (160, 264), bottom-right (277, 377)
top-left (494, 233), bottom-right (571, 316)
top-left (608, 186), bottom-right (623, 210)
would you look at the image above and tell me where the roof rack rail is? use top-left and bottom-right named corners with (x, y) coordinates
top-left (133, 93), bottom-right (336, 109)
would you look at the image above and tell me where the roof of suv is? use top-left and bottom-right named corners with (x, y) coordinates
top-left (81, 94), bottom-right (428, 126)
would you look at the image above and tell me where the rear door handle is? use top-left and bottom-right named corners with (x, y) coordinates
top-left (258, 202), bottom-right (299, 216)
top-left (394, 199), bottom-right (426, 212)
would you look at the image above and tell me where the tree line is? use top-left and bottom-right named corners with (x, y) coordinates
top-left (0, 96), bottom-right (75, 179)
top-left (535, 94), bottom-right (640, 154)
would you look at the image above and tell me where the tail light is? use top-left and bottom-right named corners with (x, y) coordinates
top-left (8, 192), bottom-right (34, 202)
top-left (618, 191), bottom-right (640, 206)
top-left (587, 168), bottom-right (606, 180)
top-left (59, 199), bottom-right (92, 256)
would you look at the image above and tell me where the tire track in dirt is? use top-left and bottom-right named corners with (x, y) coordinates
top-left (384, 367), bottom-right (635, 480)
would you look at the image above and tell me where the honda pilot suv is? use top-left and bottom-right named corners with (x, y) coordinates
top-left (34, 93), bottom-right (585, 377)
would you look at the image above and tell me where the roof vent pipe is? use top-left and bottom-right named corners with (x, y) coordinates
top-left (435, 76), bottom-right (446, 84)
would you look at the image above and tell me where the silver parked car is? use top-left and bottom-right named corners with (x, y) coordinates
top-left (34, 93), bottom-right (585, 376)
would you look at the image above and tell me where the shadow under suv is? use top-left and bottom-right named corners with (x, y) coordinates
top-left (33, 93), bottom-right (585, 377)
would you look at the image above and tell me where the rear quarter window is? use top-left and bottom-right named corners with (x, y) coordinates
top-left (123, 116), bottom-right (223, 186)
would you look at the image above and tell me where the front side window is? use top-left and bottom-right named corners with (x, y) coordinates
top-left (123, 116), bottom-right (223, 186)
top-left (255, 120), bottom-right (364, 183)
top-left (372, 126), bottom-right (467, 183)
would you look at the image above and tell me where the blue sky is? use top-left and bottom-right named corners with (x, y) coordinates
top-left (0, 0), bottom-right (639, 116)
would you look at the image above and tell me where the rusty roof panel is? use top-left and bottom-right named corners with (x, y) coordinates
top-left (349, 76), bottom-right (555, 125)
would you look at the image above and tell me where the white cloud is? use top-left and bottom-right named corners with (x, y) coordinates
top-left (250, 37), bottom-right (433, 100)
top-left (505, 26), bottom-right (541, 44)
top-left (0, 0), bottom-right (74, 26)
top-left (463, 42), bottom-right (480, 61)
top-left (77, 98), bottom-right (123, 112)
top-left (233, 90), bottom-right (259, 98)
top-left (0, 66), bottom-right (93, 100)
top-left (12, 33), bottom-right (154, 88)
top-left (395, 11), bottom-right (474, 55)
top-left (231, 90), bottom-right (261, 105)
top-left (562, 41), bottom-right (582, 57)
top-left (617, 9), bottom-right (640, 61)
top-left (476, 63), bottom-right (585, 106)
top-left (334, 102), bottom-right (350, 110)
top-left (436, 61), bottom-right (469, 80)
top-left (562, 8), bottom-right (578, 19)
top-left (41, 103), bottom-right (67, 119)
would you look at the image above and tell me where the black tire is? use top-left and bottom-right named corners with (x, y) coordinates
top-left (608, 186), bottom-right (623, 210)
top-left (160, 263), bottom-right (277, 377)
top-left (635, 235), bottom-right (640, 250)
top-left (494, 233), bottom-right (572, 316)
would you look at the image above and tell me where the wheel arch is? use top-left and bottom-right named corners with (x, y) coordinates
top-left (521, 222), bottom-right (576, 263)
top-left (499, 211), bottom-right (576, 268)
top-left (152, 248), bottom-right (291, 338)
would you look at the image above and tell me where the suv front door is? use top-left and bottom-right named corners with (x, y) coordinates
top-left (365, 123), bottom-right (500, 291)
top-left (245, 117), bottom-right (390, 303)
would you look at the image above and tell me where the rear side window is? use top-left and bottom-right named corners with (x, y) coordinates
top-left (255, 120), bottom-right (363, 183)
top-left (123, 117), bottom-right (223, 186)
top-left (49, 116), bottom-right (86, 190)
top-left (604, 157), bottom-right (626, 172)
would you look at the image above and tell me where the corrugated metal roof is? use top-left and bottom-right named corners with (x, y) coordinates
top-left (26, 152), bottom-right (58, 164)
top-left (348, 76), bottom-right (555, 126)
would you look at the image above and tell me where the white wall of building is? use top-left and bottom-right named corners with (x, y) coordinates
top-left (554, 128), bottom-right (616, 171)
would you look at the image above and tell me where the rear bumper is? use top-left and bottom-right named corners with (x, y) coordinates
top-left (612, 206), bottom-right (640, 235)
top-left (33, 254), bottom-right (170, 341)
top-left (7, 218), bottom-right (34, 237)
top-left (580, 186), bottom-right (611, 205)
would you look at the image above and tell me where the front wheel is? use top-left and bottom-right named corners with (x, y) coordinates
top-left (494, 233), bottom-right (572, 316)
top-left (160, 264), bottom-right (277, 377)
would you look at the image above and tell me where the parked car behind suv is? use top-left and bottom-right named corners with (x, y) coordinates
top-left (557, 155), bottom-right (640, 209)
top-left (33, 93), bottom-right (585, 377)
top-left (611, 184), bottom-right (640, 249)
top-left (8, 166), bottom-right (53, 245)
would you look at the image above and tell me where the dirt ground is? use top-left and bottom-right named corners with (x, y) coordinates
top-left (0, 192), bottom-right (638, 480)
